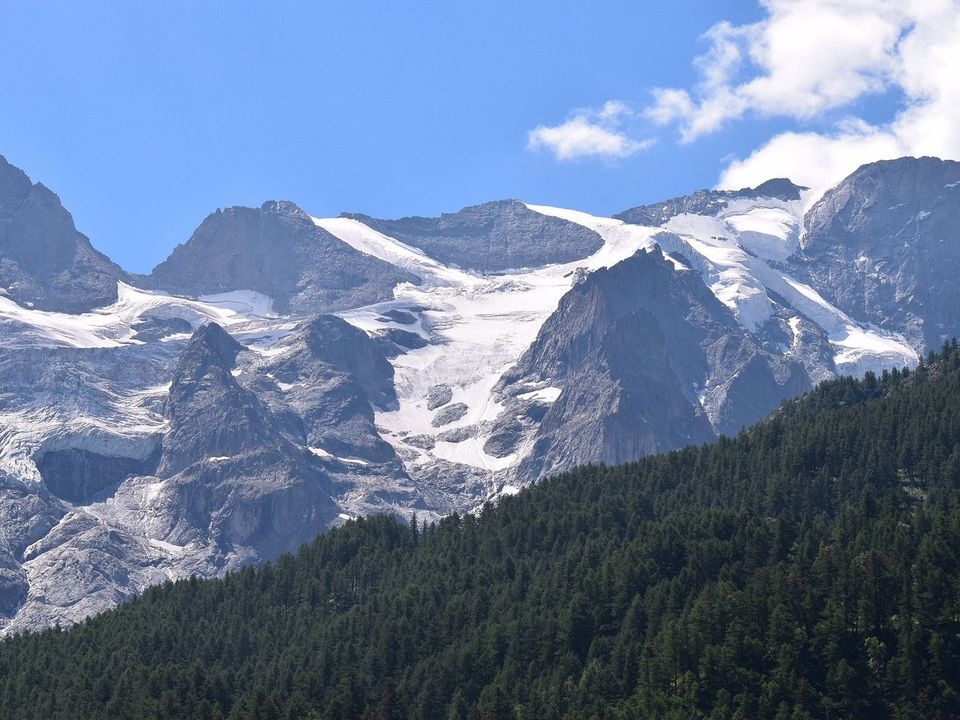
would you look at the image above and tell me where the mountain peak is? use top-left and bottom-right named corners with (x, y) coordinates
top-left (0, 155), bottom-right (125, 312)
top-left (259, 199), bottom-right (306, 216)
top-left (186, 322), bottom-right (244, 365)
top-left (745, 177), bottom-right (807, 199)
top-left (147, 201), bottom-right (418, 314)
top-left (342, 199), bottom-right (603, 271)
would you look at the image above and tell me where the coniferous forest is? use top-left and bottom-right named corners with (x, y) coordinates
top-left (2, 342), bottom-right (960, 720)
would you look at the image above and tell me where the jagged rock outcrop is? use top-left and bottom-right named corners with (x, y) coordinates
top-left (345, 199), bottom-right (603, 271)
top-left (158, 323), bottom-right (278, 475)
top-left (149, 201), bottom-right (418, 313)
top-left (156, 322), bottom-right (339, 560)
top-left (0, 155), bottom-right (126, 311)
top-left (252, 315), bottom-right (399, 463)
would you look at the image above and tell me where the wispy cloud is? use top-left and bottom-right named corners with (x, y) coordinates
top-left (527, 101), bottom-right (654, 161)
top-left (644, 0), bottom-right (960, 194)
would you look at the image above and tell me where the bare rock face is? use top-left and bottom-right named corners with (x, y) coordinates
top-left (375, 328), bottom-right (428, 358)
top-left (255, 315), bottom-right (399, 463)
top-left (34, 449), bottom-right (159, 504)
top-left (148, 201), bottom-right (419, 314)
top-left (503, 247), bottom-right (809, 480)
top-left (426, 384), bottom-right (453, 410)
top-left (0, 155), bottom-right (126, 312)
top-left (482, 421), bottom-right (526, 458)
top-left (344, 199), bottom-right (603, 271)
top-left (158, 323), bottom-right (275, 476)
top-left (793, 157), bottom-right (960, 351)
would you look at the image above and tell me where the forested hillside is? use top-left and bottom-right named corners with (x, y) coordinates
top-left (3, 343), bottom-right (960, 720)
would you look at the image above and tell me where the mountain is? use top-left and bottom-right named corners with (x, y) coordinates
top-left (343, 198), bottom-right (604, 271)
top-left (499, 245), bottom-right (807, 479)
top-left (794, 156), bottom-right (960, 351)
top-left (148, 200), bottom-right (419, 314)
top-left (3, 343), bottom-right (958, 719)
top-left (0, 154), bottom-right (953, 634)
top-left (0, 155), bottom-right (126, 312)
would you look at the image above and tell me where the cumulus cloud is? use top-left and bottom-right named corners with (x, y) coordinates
top-left (647, 0), bottom-right (960, 194)
top-left (527, 101), bottom-right (654, 161)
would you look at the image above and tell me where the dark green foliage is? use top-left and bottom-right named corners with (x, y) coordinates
top-left (3, 341), bottom-right (960, 719)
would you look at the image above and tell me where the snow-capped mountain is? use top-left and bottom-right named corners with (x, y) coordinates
top-left (2, 154), bottom-right (955, 635)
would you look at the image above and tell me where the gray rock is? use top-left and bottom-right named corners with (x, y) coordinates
top-left (157, 323), bottom-right (275, 476)
top-left (34, 447), bottom-right (159, 504)
top-left (257, 315), bottom-right (399, 463)
top-left (379, 309), bottom-right (417, 325)
top-left (345, 199), bottom-right (603, 271)
top-left (426, 384), bottom-right (453, 410)
top-left (0, 559), bottom-right (27, 620)
top-left (482, 422), bottom-right (525, 457)
top-left (404, 434), bottom-right (436, 450)
top-left (375, 328), bottom-right (428, 357)
top-left (130, 316), bottom-right (193, 342)
top-left (437, 425), bottom-right (478, 443)
top-left (431, 402), bottom-right (468, 427)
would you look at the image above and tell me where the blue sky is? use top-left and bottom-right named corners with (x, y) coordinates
top-left (2, 1), bottom-right (956, 273)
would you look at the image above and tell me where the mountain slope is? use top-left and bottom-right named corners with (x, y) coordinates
top-left (2, 343), bottom-right (958, 720)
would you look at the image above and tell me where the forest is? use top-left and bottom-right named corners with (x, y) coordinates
top-left (2, 341), bottom-right (960, 719)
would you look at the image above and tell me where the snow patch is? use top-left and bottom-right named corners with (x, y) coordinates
top-left (308, 446), bottom-right (369, 465)
top-left (311, 216), bottom-right (475, 287)
top-left (149, 538), bottom-right (187, 556)
top-left (197, 290), bottom-right (275, 317)
top-left (517, 386), bottom-right (562, 403)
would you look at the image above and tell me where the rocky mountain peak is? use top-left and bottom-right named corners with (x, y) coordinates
top-left (159, 323), bottom-right (276, 476)
top-left (0, 155), bottom-right (125, 312)
top-left (177, 321), bottom-right (245, 373)
top-left (748, 177), bottom-right (806, 200)
top-left (148, 200), bottom-right (418, 314)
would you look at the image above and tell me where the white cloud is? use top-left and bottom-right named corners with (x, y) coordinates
top-left (527, 101), bottom-right (653, 161)
top-left (648, 0), bottom-right (960, 194)
top-left (717, 122), bottom-right (905, 194)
